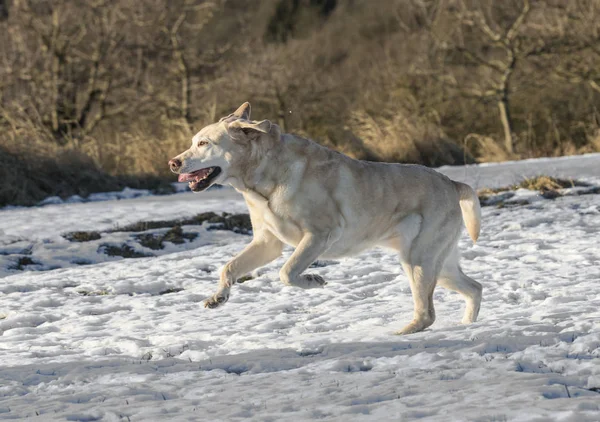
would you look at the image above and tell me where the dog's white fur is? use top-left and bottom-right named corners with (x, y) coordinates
top-left (170, 103), bottom-right (482, 334)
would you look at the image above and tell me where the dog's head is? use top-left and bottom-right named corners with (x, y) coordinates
top-left (168, 102), bottom-right (276, 192)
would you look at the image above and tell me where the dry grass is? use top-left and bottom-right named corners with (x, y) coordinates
top-left (0, 135), bottom-right (178, 207)
top-left (476, 175), bottom-right (599, 209)
top-left (464, 134), bottom-right (514, 163)
top-left (478, 176), bottom-right (587, 198)
top-left (517, 176), bottom-right (586, 192)
top-left (477, 176), bottom-right (592, 207)
top-left (345, 110), bottom-right (469, 166)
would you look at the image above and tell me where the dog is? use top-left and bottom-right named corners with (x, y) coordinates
top-left (168, 102), bottom-right (482, 334)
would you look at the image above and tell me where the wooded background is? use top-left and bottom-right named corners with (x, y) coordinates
top-left (1, 0), bottom-right (599, 206)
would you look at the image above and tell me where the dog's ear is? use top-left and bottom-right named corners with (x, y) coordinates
top-left (228, 119), bottom-right (272, 140)
top-left (218, 102), bottom-right (252, 122)
top-left (232, 102), bottom-right (251, 120)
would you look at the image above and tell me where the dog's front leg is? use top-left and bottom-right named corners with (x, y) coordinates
top-left (204, 233), bottom-right (283, 308)
top-left (280, 233), bottom-right (330, 289)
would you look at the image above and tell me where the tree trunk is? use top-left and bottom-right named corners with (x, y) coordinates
top-left (170, 13), bottom-right (191, 125)
top-left (50, 54), bottom-right (60, 133)
top-left (181, 63), bottom-right (191, 124)
top-left (498, 95), bottom-right (514, 154)
top-left (274, 86), bottom-right (287, 132)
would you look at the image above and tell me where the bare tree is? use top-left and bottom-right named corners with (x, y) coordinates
top-left (166, 1), bottom-right (223, 125)
top-left (544, 0), bottom-right (600, 95)
top-left (2, 0), bottom-right (600, 207)
top-left (433, 0), bottom-right (532, 154)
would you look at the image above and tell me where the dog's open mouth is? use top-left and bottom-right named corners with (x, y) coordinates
top-left (178, 167), bottom-right (221, 192)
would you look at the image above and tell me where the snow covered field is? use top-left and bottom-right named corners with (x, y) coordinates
top-left (1, 154), bottom-right (600, 421)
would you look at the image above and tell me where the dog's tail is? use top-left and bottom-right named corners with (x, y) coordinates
top-left (454, 181), bottom-right (481, 243)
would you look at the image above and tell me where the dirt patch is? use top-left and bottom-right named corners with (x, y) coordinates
top-left (77, 289), bottom-right (110, 296)
top-left (495, 200), bottom-right (531, 209)
top-left (115, 219), bottom-right (185, 233)
top-left (135, 233), bottom-right (165, 250)
top-left (163, 226), bottom-right (198, 244)
top-left (62, 212), bottom-right (251, 252)
top-left (72, 259), bottom-right (93, 266)
top-left (57, 211), bottom-right (252, 261)
top-left (64, 231), bottom-right (102, 242)
top-left (111, 212), bottom-right (251, 235)
top-left (99, 244), bottom-right (151, 258)
top-left (159, 287), bottom-right (185, 295)
top-left (205, 212), bottom-right (252, 235)
top-left (114, 212), bottom-right (217, 232)
top-left (136, 226), bottom-right (198, 250)
top-left (10, 256), bottom-right (38, 270)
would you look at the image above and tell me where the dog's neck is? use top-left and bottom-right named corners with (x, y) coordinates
top-left (228, 135), bottom-right (288, 201)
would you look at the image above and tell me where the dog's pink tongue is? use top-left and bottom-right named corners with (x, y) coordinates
top-left (178, 173), bottom-right (194, 182)
top-left (178, 168), bottom-right (210, 182)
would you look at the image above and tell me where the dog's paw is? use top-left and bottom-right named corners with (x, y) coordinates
top-left (204, 293), bottom-right (229, 309)
top-left (394, 319), bottom-right (433, 335)
top-left (301, 273), bottom-right (327, 288)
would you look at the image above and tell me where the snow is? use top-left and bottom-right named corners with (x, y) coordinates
top-left (0, 187), bottom-right (244, 241)
top-left (438, 152), bottom-right (600, 189)
top-left (1, 154), bottom-right (600, 421)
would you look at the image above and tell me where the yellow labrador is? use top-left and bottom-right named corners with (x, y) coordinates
top-left (168, 103), bottom-right (482, 334)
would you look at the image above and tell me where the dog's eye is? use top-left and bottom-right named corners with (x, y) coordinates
top-left (198, 140), bottom-right (208, 147)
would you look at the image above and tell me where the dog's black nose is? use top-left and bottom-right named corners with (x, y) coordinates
top-left (169, 158), bottom-right (182, 171)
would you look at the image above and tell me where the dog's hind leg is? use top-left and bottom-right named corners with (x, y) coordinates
top-left (279, 233), bottom-right (331, 289)
top-left (437, 247), bottom-right (482, 324)
top-left (204, 232), bottom-right (283, 308)
top-left (396, 259), bottom-right (440, 335)
top-left (395, 216), bottom-right (457, 335)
